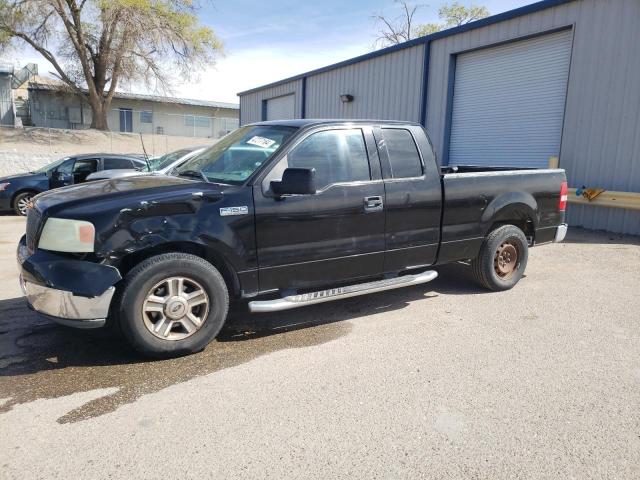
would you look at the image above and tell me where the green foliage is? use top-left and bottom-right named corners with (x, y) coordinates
top-left (414, 23), bottom-right (444, 37)
top-left (439, 2), bottom-right (490, 27)
top-left (414, 2), bottom-right (490, 38)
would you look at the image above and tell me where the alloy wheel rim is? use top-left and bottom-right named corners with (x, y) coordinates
top-left (17, 196), bottom-right (32, 215)
top-left (142, 276), bottom-right (210, 340)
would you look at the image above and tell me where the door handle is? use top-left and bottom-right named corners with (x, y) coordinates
top-left (364, 196), bottom-right (383, 212)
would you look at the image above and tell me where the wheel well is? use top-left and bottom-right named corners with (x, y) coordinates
top-left (116, 242), bottom-right (240, 297)
top-left (488, 219), bottom-right (535, 244)
top-left (11, 189), bottom-right (39, 207)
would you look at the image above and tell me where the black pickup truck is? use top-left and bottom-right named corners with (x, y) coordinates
top-left (17, 120), bottom-right (568, 357)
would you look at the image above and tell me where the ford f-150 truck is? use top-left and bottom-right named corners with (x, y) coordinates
top-left (17, 120), bottom-right (568, 357)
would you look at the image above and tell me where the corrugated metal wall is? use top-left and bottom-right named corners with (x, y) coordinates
top-left (427, 0), bottom-right (640, 235)
top-left (240, 0), bottom-right (640, 235)
top-left (239, 79), bottom-right (303, 124)
top-left (559, 0), bottom-right (640, 235)
top-left (305, 45), bottom-right (424, 121)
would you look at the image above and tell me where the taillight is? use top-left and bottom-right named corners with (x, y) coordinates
top-left (558, 181), bottom-right (568, 211)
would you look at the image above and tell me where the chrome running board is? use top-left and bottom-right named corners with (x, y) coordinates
top-left (248, 270), bottom-right (438, 313)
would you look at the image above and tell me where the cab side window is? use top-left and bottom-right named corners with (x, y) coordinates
top-left (287, 129), bottom-right (370, 189)
top-left (72, 158), bottom-right (98, 183)
top-left (382, 128), bottom-right (423, 179)
top-left (56, 159), bottom-right (74, 175)
top-left (103, 157), bottom-right (134, 170)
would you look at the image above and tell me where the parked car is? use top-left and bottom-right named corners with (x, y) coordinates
top-left (0, 154), bottom-right (148, 215)
top-left (85, 146), bottom-right (208, 181)
top-left (17, 120), bottom-right (568, 357)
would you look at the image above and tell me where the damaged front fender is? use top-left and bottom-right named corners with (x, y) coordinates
top-left (20, 240), bottom-right (122, 297)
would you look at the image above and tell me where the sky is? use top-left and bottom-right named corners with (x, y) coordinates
top-left (6, 0), bottom-right (533, 104)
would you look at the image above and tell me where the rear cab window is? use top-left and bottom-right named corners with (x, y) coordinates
top-left (381, 128), bottom-right (423, 179)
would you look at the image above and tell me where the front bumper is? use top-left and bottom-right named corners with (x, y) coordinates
top-left (554, 223), bottom-right (568, 243)
top-left (17, 236), bottom-right (121, 329)
top-left (20, 275), bottom-right (114, 328)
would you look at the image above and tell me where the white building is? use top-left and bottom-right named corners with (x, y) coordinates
top-left (28, 82), bottom-right (239, 139)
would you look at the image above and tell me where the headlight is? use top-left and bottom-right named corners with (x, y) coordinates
top-left (38, 218), bottom-right (95, 253)
top-left (0, 182), bottom-right (10, 191)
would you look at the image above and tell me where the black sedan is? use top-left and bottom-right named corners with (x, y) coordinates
top-left (0, 153), bottom-right (147, 215)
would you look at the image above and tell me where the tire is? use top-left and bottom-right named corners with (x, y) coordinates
top-left (115, 253), bottom-right (229, 358)
top-left (13, 191), bottom-right (37, 216)
top-left (471, 225), bottom-right (528, 291)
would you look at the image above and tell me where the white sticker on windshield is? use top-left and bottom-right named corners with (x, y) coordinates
top-left (247, 136), bottom-right (276, 148)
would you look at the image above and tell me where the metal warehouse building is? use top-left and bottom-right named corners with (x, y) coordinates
top-left (238, 0), bottom-right (640, 235)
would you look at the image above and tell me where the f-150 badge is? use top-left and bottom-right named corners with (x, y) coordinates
top-left (220, 206), bottom-right (249, 216)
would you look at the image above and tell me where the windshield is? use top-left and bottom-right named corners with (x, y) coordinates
top-left (175, 125), bottom-right (297, 184)
top-left (147, 148), bottom-right (194, 172)
top-left (32, 157), bottom-right (71, 174)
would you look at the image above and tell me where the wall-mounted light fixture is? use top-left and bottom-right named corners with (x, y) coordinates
top-left (340, 94), bottom-right (354, 103)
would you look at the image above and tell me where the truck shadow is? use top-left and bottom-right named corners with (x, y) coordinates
top-left (0, 270), bottom-right (474, 424)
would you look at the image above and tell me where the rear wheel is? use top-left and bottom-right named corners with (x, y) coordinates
top-left (472, 225), bottom-right (528, 291)
top-left (13, 191), bottom-right (36, 216)
top-left (115, 253), bottom-right (229, 358)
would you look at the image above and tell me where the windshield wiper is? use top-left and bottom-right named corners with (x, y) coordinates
top-left (177, 170), bottom-right (210, 183)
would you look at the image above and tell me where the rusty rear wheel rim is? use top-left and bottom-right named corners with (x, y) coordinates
top-left (494, 242), bottom-right (519, 278)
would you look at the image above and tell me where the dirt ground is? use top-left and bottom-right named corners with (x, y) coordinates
top-left (0, 215), bottom-right (639, 479)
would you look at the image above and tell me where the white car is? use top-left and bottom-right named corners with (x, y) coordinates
top-left (86, 146), bottom-right (209, 181)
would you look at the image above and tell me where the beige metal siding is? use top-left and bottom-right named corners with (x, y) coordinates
top-left (427, 0), bottom-right (640, 234)
top-left (305, 45), bottom-right (424, 121)
top-left (239, 0), bottom-right (640, 234)
top-left (239, 80), bottom-right (303, 124)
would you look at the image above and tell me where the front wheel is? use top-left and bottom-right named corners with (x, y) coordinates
top-left (115, 253), bottom-right (229, 358)
top-left (13, 191), bottom-right (36, 216)
top-left (472, 225), bottom-right (528, 291)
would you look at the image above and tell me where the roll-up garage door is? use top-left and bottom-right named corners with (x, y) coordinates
top-left (266, 94), bottom-right (295, 120)
top-left (448, 29), bottom-right (573, 167)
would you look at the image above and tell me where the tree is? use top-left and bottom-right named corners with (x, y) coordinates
top-left (372, 0), bottom-right (422, 47)
top-left (0, 0), bottom-right (222, 130)
top-left (375, 1), bottom-right (490, 46)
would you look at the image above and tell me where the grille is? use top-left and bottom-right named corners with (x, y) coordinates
top-left (26, 207), bottom-right (42, 252)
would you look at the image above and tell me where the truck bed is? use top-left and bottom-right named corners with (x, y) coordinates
top-left (437, 167), bottom-right (566, 264)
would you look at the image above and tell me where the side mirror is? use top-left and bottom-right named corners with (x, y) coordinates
top-left (271, 168), bottom-right (316, 196)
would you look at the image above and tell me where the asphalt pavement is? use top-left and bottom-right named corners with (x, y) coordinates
top-left (1, 215), bottom-right (639, 479)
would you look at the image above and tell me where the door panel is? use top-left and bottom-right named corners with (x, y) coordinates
top-left (375, 126), bottom-right (442, 271)
top-left (254, 127), bottom-right (385, 292)
top-left (49, 159), bottom-right (74, 189)
top-left (254, 182), bottom-right (386, 291)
